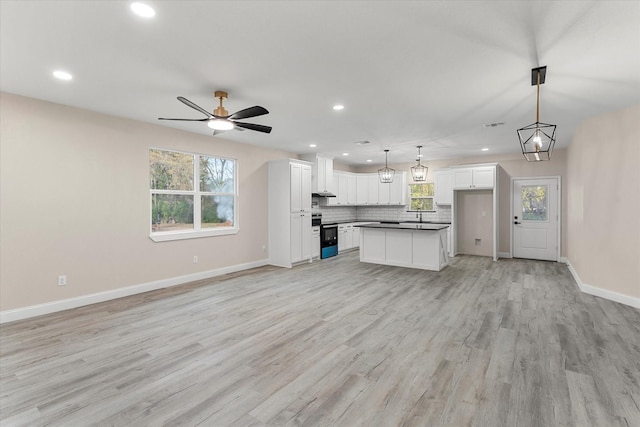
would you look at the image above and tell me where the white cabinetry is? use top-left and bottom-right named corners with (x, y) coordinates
top-left (312, 226), bottom-right (320, 259)
top-left (302, 155), bottom-right (333, 194)
top-left (338, 224), bottom-right (355, 253)
top-left (290, 212), bottom-right (312, 263)
top-left (434, 169), bottom-right (453, 205)
top-left (452, 166), bottom-right (495, 189)
top-left (328, 172), bottom-right (357, 206)
top-left (356, 175), bottom-right (368, 205)
top-left (326, 171), bottom-right (407, 206)
top-left (268, 159), bottom-right (313, 268)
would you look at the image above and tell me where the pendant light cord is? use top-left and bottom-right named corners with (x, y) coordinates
top-left (536, 70), bottom-right (540, 123)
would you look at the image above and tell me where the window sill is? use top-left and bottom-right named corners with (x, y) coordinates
top-left (149, 227), bottom-right (239, 242)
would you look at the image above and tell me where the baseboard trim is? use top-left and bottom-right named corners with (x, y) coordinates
top-left (564, 259), bottom-right (640, 309)
top-left (0, 259), bottom-right (269, 324)
top-left (498, 252), bottom-right (512, 259)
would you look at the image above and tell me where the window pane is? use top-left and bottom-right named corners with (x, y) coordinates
top-left (150, 149), bottom-right (194, 190)
top-left (201, 195), bottom-right (234, 228)
top-left (410, 183), bottom-right (434, 197)
top-left (151, 194), bottom-right (194, 232)
top-left (522, 185), bottom-right (548, 221)
top-left (200, 157), bottom-right (234, 193)
top-left (410, 198), bottom-right (434, 211)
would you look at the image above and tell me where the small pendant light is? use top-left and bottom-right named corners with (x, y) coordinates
top-left (517, 66), bottom-right (557, 162)
top-left (410, 145), bottom-right (428, 182)
top-left (378, 149), bottom-right (395, 183)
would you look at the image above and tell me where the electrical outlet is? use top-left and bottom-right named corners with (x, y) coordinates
top-left (58, 275), bottom-right (67, 286)
top-left (475, 239), bottom-right (481, 246)
top-left (262, 244), bottom-right (266, 253)
top-left (193, 256), bottom-right (198, 264)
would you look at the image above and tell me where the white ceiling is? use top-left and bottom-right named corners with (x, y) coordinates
top-left (1, 1), bottom-right (639, 166)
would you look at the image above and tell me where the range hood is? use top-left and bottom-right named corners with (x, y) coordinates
top-left (312, 191), bottom-right (336, 198)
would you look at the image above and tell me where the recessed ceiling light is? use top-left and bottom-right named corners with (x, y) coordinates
top-left (333, 105), bottom-right (344, 111)
top-left (53, 70), bottom-right (73, 81)
top-left (309, 144), bottom-right (317, 148)
top-left (131, 2), bottom-right (155, 18)
top-left (481, 148), bottom-right (489, 151)
top-left (342, 152), bottom-right (349, 156)
top-left (366, 159), bottom-right (372, 163)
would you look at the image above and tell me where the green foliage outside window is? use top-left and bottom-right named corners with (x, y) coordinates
top-left (150, 149), bottom-right (236, 233)
top-left (409, 183), bottom-right (435, 211)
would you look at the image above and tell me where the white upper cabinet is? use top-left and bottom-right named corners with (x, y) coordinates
top-left (389, 172), bottom-right (406, 205)
top-left (356, 174), bottom-right (368, 205)
top-left (322, 171), bottom-right (406, 206)
top-left (302, 155), bottom-right (333, 194)
top-left (452, 166), bottom-right (495, 189)
top-left (290, 162), bottom-right (312, 212)
top-left (434, 169), bottom-right (453, 205)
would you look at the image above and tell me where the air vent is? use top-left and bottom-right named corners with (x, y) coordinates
top-left (483, 122), bottom-right (504, 128)
top-left (354, 140), bottom-right (371, 145)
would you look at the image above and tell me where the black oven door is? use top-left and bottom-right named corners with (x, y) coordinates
top-left (320, 225), bottom-right (338, 258)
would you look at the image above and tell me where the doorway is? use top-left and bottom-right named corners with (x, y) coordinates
top-left (512, 177), bottom-right (560, 261)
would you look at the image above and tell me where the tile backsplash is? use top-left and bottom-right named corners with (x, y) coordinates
top-left (313, 197), bottom-right (451, 223)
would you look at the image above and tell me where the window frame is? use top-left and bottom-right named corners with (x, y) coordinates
top-left (407, 182), bottom-right (436, 212)
top-left (149, 147), bottom-right (239, 242)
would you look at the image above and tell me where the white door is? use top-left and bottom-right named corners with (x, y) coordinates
top-left (513, 178), bottom-right (559, 261)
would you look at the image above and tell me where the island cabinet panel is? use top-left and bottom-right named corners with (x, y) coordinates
top-left (412, 232), bottom-right (442, 270)
top-left (361, 229), bottom-right (386, 261)
top-left (359, 225), bottom-right (448, 271)
top-left (386, 231), bottom-right (413, 266)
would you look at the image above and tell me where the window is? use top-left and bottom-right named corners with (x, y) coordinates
top-left (409, 183), bottom-right (435, 211)
top-left (521, 185), bottom-right (548, 221)
top-left (150, 148), bottom-right (238, 241)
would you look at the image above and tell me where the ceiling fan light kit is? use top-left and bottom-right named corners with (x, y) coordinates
top-left (158, 91), bottom-right (272, 134)
top-left (410, 145), bottom-right (428, 182)
top-left (517, 66), bottom-right (557, 162)
top-left (378, 149), bottom-right (395, 183)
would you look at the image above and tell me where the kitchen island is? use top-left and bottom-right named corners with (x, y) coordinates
top-left (358, 223), bottom-right (449, 271)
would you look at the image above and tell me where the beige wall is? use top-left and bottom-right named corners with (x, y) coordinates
top-left (0, 92), bottom-right (294, 311)
top-left (567, 105), bottom-right (640, 299)
top-left (456, 190), bottom-right (493, 256)
top-left (355, 150), bottom-right (568, 256)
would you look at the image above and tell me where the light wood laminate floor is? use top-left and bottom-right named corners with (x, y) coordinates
top-left (1, 253), bottom-right (639, 426)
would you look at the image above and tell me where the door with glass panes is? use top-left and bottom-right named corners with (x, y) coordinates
top-left (513, 178), bottom-right (559, 261)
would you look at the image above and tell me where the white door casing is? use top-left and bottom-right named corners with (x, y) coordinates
top-left (512, 177), bottom-right (559, 261)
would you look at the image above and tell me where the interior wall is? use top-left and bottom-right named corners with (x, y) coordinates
top-left (567, 104), bottom-right (640, 299)
top-left (456, 190), bottom-right (493, 256)
top-left (355, 150), bottom-right (568, 256)
top-left (0, 92), bottom-right (294, 312)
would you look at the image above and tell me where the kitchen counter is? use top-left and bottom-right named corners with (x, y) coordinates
top-left (359, 223), bottom-right (449, 231)
top-left (359, 224), bottom-right (449, 271)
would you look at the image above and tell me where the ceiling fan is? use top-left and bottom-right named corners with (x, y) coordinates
top-left (158, 91), bottom-right (272, 134)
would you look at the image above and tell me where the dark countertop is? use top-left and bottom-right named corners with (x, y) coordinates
top-left (358, 223), bottom-right (449, 231)
top-left (322, 220), bottom-right (451, 226)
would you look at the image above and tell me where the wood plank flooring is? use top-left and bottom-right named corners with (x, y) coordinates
top-left (1, 253), bottom-right (639, 426)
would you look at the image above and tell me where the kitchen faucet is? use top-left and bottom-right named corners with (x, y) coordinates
top-left (416, 210), bottom-right (423, 223)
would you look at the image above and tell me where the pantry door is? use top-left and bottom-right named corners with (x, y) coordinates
top-left (512, 178), bottom-right (559, 261)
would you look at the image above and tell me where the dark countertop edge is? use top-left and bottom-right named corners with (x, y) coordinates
top-left (358, 223), bottom-right (449, 231)
top-left (321, 220), bottom-right (451, 225)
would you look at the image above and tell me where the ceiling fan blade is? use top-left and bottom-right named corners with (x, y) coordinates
top-left (158, 117), bottom-right (209, 121)
top-left (177, 96), bottom-right (213, 117)
top-left (228, 106), bottom-right (269, 121)
top-left (234, 122), bottom-right (272, 134)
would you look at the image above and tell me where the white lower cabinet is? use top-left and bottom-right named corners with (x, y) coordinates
top-left (312, 226), bottom-right (320, 259)
top-left (338, 224), bottom-right (355, 253)
top-left (290, 213), bottom-right (311, 264)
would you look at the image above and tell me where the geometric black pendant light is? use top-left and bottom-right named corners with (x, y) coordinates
top-left (378, 149), bottom-right (395, 183)
top-left (517, 66), bottom-right (557, 161)
top-left (410, 146), bottom-right (428, 182)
